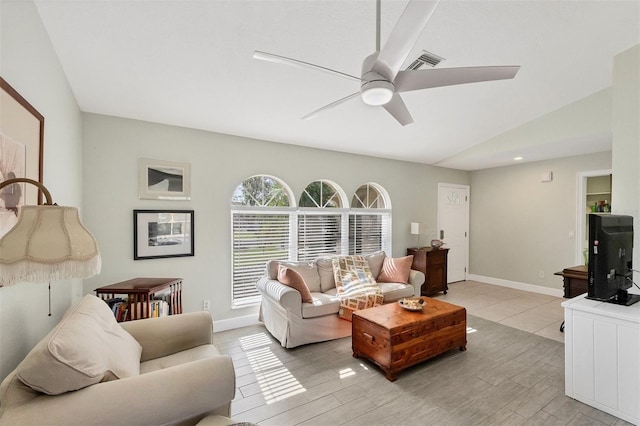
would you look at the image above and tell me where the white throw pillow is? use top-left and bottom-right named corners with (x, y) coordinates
top-left (16, 294), bottom-right (142, 395)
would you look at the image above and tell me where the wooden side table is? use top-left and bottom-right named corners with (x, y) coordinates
top-left (95, 277), bottom-right (182, 321)
top-left (554, 265), bottom-right (588, 298)
top-left (407, 247), bottom-right (449, 296)
top-left (554, 265), bottom-right (587, 332)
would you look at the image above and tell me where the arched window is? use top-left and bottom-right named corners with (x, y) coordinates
top-left (231, 175), bottom-right (294, 307)
top-left (232, 175), bottom-right (291, 207)
top-left (299, 180), bottom-right (343, 208)
top-left (350, 183), bottom-right (391, 255)
top-left (298, 180), bottom-right (347, 261)
top-left (230, 177), bottom-right (392, 308)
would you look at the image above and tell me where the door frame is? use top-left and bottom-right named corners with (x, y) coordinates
top-left (576, 169), bottom-right (612, 265)
top-left (437, 183), bottom-right (470, 282)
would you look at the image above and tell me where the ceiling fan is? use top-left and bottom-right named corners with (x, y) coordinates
top-left (253, 0), bottom-right (520, 126)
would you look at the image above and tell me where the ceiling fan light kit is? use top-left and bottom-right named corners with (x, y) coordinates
top-left (361, 80), bottom-right (394, 106)
top-left (253, 0), bottom-right (520, 126)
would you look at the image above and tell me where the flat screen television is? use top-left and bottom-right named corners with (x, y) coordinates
top-left (587, 213), bottom-right (638, 306)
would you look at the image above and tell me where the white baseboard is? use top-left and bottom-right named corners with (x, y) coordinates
top-left (466, 274), bottom-right (564, 298)
top-left (213, 313), bottom-right (261, 332)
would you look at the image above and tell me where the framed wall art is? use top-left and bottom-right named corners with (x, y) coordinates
top-left (138, 158), bottom-right (191, 200)
top-left (0, 77), bottom-right (45, 238)
top-left (133, 209), bottom-right (194, 260)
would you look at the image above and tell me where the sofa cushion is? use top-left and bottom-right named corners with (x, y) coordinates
top-left (267, 260), bottom-right (321, 292)
top-left (301, 292), bottom-right (341, 318)
top-left (278, 265), bottom-right (313, 303)
top-left (377, 255), bottom-right (414, 284)
top-left (364, 250), bottom-right (386, 280)
top-left (316, 256), bottom-right (336, 292)
top-left (378, 282), bottom-right (415, 302)
top-left (16, 294), bottom-right (142, 395)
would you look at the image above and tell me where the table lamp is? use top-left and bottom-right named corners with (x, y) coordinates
top-left (411, 222), bottom-right (420, 247)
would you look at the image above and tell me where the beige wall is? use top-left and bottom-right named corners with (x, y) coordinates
top-left (0, 0), bottom-right (85, 380)
top-left (80, 113), bottom-right (469, 327)
top-left (469, 151), bottom-right (611, 290)
top-left (611, 44), bottom-right (640, 285)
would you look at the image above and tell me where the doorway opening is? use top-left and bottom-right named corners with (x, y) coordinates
top-left (576, 170), bottom-right (612, 265)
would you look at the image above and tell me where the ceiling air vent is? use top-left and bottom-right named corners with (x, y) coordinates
top-left (406, 50), bottom-right (445, 70)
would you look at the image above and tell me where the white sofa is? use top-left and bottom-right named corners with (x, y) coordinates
top-left (256, 252), bottom-right (425, 348)
top-left (0, 295), bottom-right (236, 426)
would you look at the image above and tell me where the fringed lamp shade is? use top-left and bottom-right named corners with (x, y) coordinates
top-left (0, 179), bottom-right (101, 287)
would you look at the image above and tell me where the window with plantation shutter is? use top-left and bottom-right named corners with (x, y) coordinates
top-left (349, 183), bottom-right (391, 255)
top-left (232, 210), bottom-right (292, 306)
top-left (349, 212), bottom-right (391, 255)
top-left (297, 212), bottom-right (345, 261)
top-left (297, 180), bottom-right (348, 261)
top-left (231, 176), bottom-right (293, 307)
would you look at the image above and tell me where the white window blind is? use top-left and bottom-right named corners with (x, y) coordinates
top-left (297, 213), bottom-right (344, 261)
top-left (232, 211), bottom-right (290, 306)
top-left (349, 211), bottom-right (391, 255)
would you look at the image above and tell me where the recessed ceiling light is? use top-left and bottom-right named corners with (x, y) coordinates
top-left (514, 156), bottom-right (524, 161)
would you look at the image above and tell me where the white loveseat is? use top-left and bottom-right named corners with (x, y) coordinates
top-left (256, 252), bottom-right (425, 348)
top-left (0, 295), bottom-right (235, 426)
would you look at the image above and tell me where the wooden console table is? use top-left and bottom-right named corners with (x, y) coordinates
top-left (554, 265), bottom-right (587, 298)
top-left (95, 277), bottom-right (182, 321)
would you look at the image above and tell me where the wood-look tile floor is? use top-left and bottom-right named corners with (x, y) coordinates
top-left (214, 281), bottom-right (630, 425)
top-left (432, 280), bottom-right (565, 343)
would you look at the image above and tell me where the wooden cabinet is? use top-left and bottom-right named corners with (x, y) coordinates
top-left (407, 247), bottom-right (449, 296)
top-left (95, 277), bottom-right (183, 321)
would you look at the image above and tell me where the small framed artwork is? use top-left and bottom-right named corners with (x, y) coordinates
top-left (138, 158), bottom-right (191, 200)
top-left (133, 209), bottom-right (194, 260)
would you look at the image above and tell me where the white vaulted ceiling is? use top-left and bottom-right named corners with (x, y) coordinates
top-left (34, 0), bottom-right (639, 170)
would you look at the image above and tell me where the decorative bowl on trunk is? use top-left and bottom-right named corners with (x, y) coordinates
top-left (430, 239), bottom-right (444, 249)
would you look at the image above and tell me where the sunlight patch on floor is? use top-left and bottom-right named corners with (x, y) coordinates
top-left (242, 332), bottom-right (306, 404)
top-left (467, 326), bottom-right (478, 334)
top-left (339, 368), bottom-right (356, 379)
top-left (239, 332), bottom-right (273, 351)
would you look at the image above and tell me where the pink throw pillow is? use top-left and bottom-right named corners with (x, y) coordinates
top-left (277, 265), bottom-right (313, 303)
top-left (376, 255), bottom-right (414, 284)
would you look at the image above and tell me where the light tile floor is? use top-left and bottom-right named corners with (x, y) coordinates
top-left (213, 280), bottom-right (634, 425)
top-left (432, 280), bottom-right (565, 343)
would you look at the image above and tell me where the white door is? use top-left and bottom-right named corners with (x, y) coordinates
top-left (438, 184), bottom-right (469, 283)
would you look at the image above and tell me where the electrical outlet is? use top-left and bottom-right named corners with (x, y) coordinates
top-left (538, 270), bottom-right (545, 279)
top-left (202, 300), bottom-right (210, 311)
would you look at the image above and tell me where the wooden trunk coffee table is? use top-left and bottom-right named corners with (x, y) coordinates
top-left (352, 297), bottom-right (466, 381)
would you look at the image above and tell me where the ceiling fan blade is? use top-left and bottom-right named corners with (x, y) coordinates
top-left (383, 94), bottom-right (414, 126)
top-left (395, 66), bottom-right (520, 92)
top-left (302, 92), bottom-right (360, 121)
top-left (253, 51), bottom-right (360, 82)
top-left (371, 0), bottom-right (439, 80)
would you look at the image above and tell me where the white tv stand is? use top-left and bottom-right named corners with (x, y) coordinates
top-left (562, 294), bottom-right (640, 424)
